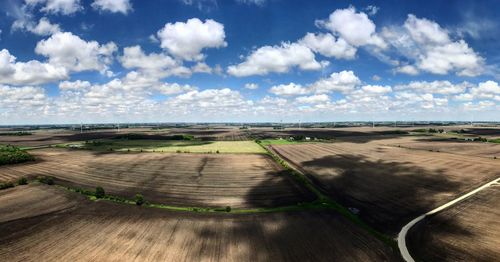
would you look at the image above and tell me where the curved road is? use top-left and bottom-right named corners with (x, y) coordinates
top-left (398, 177), bottom-right (500, 262)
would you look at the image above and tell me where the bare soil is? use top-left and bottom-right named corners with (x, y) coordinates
top-left (0, 185), bottom-right (399, 262)
top-left (0, 148), bottom-right (314, 208)
top-left (407, 186), bottom-right (500, 261)
top-left (270, 141), bottom-right (500, 235)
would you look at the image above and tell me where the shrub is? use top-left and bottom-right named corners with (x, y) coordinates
top-left (135, 194), bottom-right (144, 206)
top-left (176, 150), bottom-right (182, 153)
top-left (37, 176), bottom-right (54, 185)
top-left (95, 186), bottom-right (105, 198)
top-left (0, 182), bottom-right (15, 190)
top-left (216, 150), bottom-right (220, 154)
top-left (225, 206), bottom-right (231, 212)
top-left (17, 177), bottom-right (28, 185)
top-left (0, 145), bottom-right (35, 166)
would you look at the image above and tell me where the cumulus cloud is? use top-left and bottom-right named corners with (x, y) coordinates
top-left (309, 70), bottom-right (361, 94)
top-left (13, 17), bottom-right (61, 36)
top-left (295, 94), bottom-right (329, 104)
top-left (35, 32), bottom-right (117, 73)
top-left (58, 80), bottom-right (91, 90)
top-left (0, 49), bottom-right (68, 85)
top-left (244, 83), bottom-right (259, 90)
top-left (228, 42), bottom-right (322, 77)
top-left (269, 83), bottom-right (309, 96)
top-left (192, 62), bottom-right (213, 74)
top-left (91, 0), bottom-right (133, 14)
top-left (317, 6), bottom-right (386, 48)
top-left (157, 18), bottom-right (227, 61)
top-left (382, 14), bottom-right (485, 76)
top-left (299, 32), bottom-right (356, 59)
top-left (395, 80), bottom-right (470, 95)
top-left (25, 0), bottom-right (83, 15)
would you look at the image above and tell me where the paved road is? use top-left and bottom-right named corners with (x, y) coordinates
top-left (398, 177), bottom-right (500, 262)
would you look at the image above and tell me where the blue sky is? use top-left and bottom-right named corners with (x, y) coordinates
top-left (0, 0), bottom-right (499, 124)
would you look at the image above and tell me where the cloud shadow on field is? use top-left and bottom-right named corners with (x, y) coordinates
top-left (297, 154), bottom-right (464, 235)
top-left (248, 129), bottom-right (410, 143)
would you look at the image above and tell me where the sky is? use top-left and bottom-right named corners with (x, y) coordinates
top-left (0, 0), bottom-right (499, 124)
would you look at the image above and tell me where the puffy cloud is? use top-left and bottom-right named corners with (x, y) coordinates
top-left (299, 33), bottom-right (356, 59)
top-left (0, 49), bottom-right (68, 85)
top-left (192, 62), bottom-right (213, 74)
top-left (309, 70), bottom-right (361, 94)
top-left (26, 0), bottom-right (83, 15)
top-left (269, 83), bottom-right (309, 96)
top-left (395, 81), bottom-right (469, 95)
top-left (35, 32), bottom-right (117, 73)
top-left (395, 65), bottom-right (419, 75)
top-left (14, 17), bottom-right (61, 36)
top-left (155, 83), bottom-right (197, 95)
top-left (470, 80), bottom-right (500, 100)
top-left (58, 80), bottom-right (91, 90)
top-left (91, 0), bottom-right (132, 14)
top-left (157, 18), bottom-right (227, 61)
top-left (228, 42), bottom-right (322, 77)
top-left (236, 0), bottom-right (266, 6)
top-left (244, 83), bottom-right (259, 90)
top-left (296, 94), bottom-right (329, 104)
top-left (382, 14), bottom-right (484, 76)
top-left (317, 7), bottom-right (386, 48)
top-left (120, 46), bottom-right (178, 71)
top-left (361, 85), bottom-right (392, 94)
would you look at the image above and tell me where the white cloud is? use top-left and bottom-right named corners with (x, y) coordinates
top-left (269, 83), bottom-right (309, 96)
top-left (395, 80), bottom-right (470, 95)
top-left (192, 62), bottom-right (213, 73)
top-left (361, 85), bottom-right (392, 94)
top-left (0, 49), bottom-right (68, 85)
top-left (91, 0), bottom-right (132, 14)
top-left (157, 18), bottom-right (227, 61)
top-left (236, 0), bottom-right (266, 6)
top-left (296, 94), bottom-right (329, 104)
top-left (0, 85), bottom-right (48, 112)
top-left (244, 83), bottom-right (259, 90)
top-left (155, 83), bottom-right (197, 95)
top-left (309, 70), bottom-right (361, 94)
top-left (227, 42), bottom-right (322, 77)
top-left (299, 32), bottom-right (356, 59)
top-left (59, 80), bottom-right (91, 90)
top-left (14, 17), bottom-right (61, 36)
top-left (35, 32), bottom-right (117, 73)
top-left (470, 80), bottom-right (500, 100)
top-left (395, 65), bottom-right (419, 75)
top-left (371, 75), bottom-right (381, 81)
top-left (26, 0), bottom-right (83, 15)
top-left (317, 6), bottom-right (386, 48)
top-left (364, 5), bottom-right (379, 16)
top-left (382, 14), bottom-right (485, 76)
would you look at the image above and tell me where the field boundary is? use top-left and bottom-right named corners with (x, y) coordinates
top-left (398, 177), bottom-right (500, 262)
top-left (255, 140), bottom-right (398, 249)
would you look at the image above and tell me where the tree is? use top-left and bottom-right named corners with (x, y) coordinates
top-left (135, 194), bottom-right (144, 206)
top-left (95, 187), bottom-right (105, 198)
top-left (17, 177), bottom-right (28, 185)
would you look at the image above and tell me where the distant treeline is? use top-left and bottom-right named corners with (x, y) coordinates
top-left (113, 133), bottom-right (195, 141)
top-left (0, 132), bottom-right (32, 136)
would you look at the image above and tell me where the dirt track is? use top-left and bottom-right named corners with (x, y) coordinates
top-left (271, 142), bottom-right (500, 235)
top-left (0, 185), bottom-right (399, 262)
top-left (407, 185), bottom-right (500, 261)
top-left (0, 148), bottom-right (314, 208)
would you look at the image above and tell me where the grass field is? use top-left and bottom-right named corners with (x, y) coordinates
top-left (63, 140), bottom-right (266, 154)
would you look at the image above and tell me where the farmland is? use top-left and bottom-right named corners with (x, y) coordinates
top-left (0, 148), bottom-right (313, 208)
top-left (0, 184), bottom-right (398, 261)
top-left (407, 186), bottom-right (500, 261)
top-left (270, 140), bottom-right (500, 235)
top-left (1, 125), bottom-right (499, 261)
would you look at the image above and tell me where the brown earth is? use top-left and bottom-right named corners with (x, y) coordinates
top-left (270, 142), bottom-right (500, 235)
top-left (0, 148), bottom-right (314, 208)
top-left (408, 186), bottom-right (500, 261)
top-left (0, 185), bottom-right (399, 262)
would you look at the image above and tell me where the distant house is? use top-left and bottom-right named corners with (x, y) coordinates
top-left (305, 137), bottom-right (311, 141)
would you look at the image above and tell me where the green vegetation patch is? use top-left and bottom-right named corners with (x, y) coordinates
top-left (0, 145), bottom-right (35, 166)
top-left (63, 140), bottom-right (266, 154)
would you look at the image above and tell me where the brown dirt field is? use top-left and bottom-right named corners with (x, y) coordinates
top-left (0, 148), bottom-right (314, 208)
top-left (0, 186), bottom-right (399, 261)
top-left (0, 184), bottom-right (79, 223)
top-left (270, 142), bottom-right (500, 235)
top-left (408, 186), bottom-right (500, 261)
top-left (373, 136), bottom-right (500, 159)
